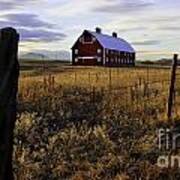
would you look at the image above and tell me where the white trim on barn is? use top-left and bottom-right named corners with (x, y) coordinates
top-left (78, 56), bottom-right (98, 59)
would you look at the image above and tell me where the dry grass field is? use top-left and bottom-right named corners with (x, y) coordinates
top-left (13, 62), bottom-right (180, 179)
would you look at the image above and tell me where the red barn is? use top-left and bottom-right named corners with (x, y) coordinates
top-left (71, 28), bottom-right (135, 67)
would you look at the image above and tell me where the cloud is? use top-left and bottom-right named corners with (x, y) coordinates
top-left (117, 26), bottom-right (147, 32)
top-left (0, 2), bottom-right (14, 10)
top-left (137, 50), bottom-right (172, 55)
top-left (132, 40), bottom-right (160, 46)
top-left (0, 0), bottom-right (41, 11)
top-left (0, 10), bottom-right (66, 43)
top-left (152, 16), bottom-right (180, 23)
top-left (157, 26), bottom-right (180, 31)
top-left (17, 28), bottom-right (66, 42)
top-left (93, 0), bottom-right (154, 13)
top-left (1, 13), bottom-right (53, 28)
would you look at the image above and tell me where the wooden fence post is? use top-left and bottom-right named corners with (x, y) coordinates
top-left (146, 66), bottom-right (150, 84)
top-left (167, 54), bottom-right (178, 121)
top-left (109, 68), bottom-right (112, 92)
top-left (0, 27), bottom-right (19, 180)
top-left (74, 72), bottom-right (77, 84)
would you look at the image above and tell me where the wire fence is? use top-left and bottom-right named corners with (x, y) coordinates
top-left (19, 63), bottom-right (180, 119)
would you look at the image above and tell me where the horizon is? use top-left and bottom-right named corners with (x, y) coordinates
top-left (0, 0), bottom-right (180, 60)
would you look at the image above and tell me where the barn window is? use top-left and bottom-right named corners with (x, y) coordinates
top-left (127, 54), bottom-right (130, 63)
top-left (97, 57), bottom-right (101, 62)
top-left (129, 53), bottom-right (131, 58)
top-left (92, 37), bottom-right (96, 42)
top-left (97, 49), bottom-right (101, 54)
top-left (79, 37), bottom-right (83, 42)
top-left (83, 34), bottom-right (92, 43)
top-left (75, 58), bottom-right (78, 62)
top-left (75, 49), bottom-right (78, 55)
top-left (130, 58), bottom-right (133, 64)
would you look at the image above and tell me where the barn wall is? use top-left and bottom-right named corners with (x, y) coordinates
top-left (105, 50), bottom-right (135, 67)
top-left (72, 31), bottom-right (103, 66)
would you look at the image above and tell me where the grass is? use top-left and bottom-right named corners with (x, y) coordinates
top-left (13, 63), bottom-right (180, 179)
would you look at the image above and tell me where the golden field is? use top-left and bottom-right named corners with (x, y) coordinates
top-left (13, 63), bottom-right (180, 179)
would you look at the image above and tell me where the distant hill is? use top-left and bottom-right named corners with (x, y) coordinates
top-left (20, 50), bottom-right (70, 61)
top-left (20, 52), bottom-right (48, 60)
top-left (138, 60), bottom-right (155, 65)
top-left (156, 59), bottom-right (172, 65)
top-left (36, 50), bottom-right (70, 61)
top-left (139, 58), bottom-right (174, 66)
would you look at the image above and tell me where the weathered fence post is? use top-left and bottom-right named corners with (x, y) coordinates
top-left (0, 27), bottom-right (19, 180)
top-left (74, 72), bottom-right (77, 84)
top-left (109, 68), bottom-right (112, 92)
top-left (167, 54), bottom-right (178, 121)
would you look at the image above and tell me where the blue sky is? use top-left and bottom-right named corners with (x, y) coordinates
top-left (0, 0), bottom-right (180, 60)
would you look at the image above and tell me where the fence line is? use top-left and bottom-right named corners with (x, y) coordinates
top-left (19, 54), bottom-right (180, 120)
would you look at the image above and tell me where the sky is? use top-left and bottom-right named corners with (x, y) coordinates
top-left (0, 0), bottom-right (180, 60)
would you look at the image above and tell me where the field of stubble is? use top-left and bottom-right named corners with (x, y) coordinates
top-left (13, 62), bottom-right (180, 179)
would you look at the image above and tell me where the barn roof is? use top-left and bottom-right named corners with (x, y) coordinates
top-left (87, 30), bottom-right (135, 53)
